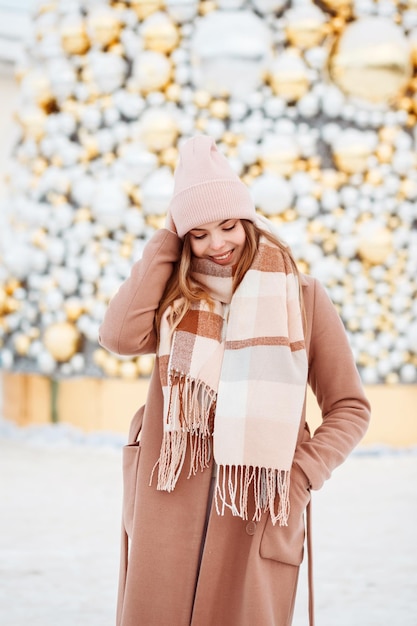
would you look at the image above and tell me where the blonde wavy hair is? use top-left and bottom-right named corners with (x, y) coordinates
top-left (155, 220), bottom-right (303, 335)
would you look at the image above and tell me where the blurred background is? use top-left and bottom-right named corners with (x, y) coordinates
top-left (0, 0), bottom-right (416, 444)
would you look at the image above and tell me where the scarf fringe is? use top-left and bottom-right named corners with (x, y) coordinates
top-left (214, 465), bottom-right (291, 527)
top-left (151, 372), bottom-right (216, 491)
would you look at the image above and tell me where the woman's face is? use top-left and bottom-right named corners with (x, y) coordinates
top-left (188, 219), bottom-right (246, 266)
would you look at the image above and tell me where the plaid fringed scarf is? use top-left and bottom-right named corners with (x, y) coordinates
top-left (153, 236), bottom-right (308, 526)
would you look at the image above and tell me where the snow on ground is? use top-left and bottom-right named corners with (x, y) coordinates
top-left (0, 415), bottom-right (416, 626)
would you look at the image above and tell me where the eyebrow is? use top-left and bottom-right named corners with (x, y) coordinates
top-left (190, 219), bottom-right (234, 232)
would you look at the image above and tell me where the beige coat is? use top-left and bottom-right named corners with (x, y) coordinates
top-left (99, 229), bottom-right (371, 626)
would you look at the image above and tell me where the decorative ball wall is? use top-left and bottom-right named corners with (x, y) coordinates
top-left (1, 0), bottom-right (417, 389)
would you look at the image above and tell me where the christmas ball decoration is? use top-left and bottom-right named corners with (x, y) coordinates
top-left (139, 108), bottom-right (179, 151)
top-left (0, 0), bottom-right (416, 385)
top-left (119, 359), bottom-right (139, 379)
top-left (131, 0), bottom-right (163, 20)
top-left (87, 7), bottom-right (122, 47)
top-left (60, 15), bottom-right (90, 55)
top-left (329, 17), bottom-right (412, 103)
top-left (191, 11), bottom-right (272, 97)
top-left (332, 129), bottom-right (376, 174)
top-left (43, 321), bottom-right (81, 362)
top-left (131, 50), bottom-right (172, 93)
top-left (285, 4), bottom-right (327, 49)
top-left (357, 223), bottom-right (393, 265)
top-left (268, 50), bottom-right (310, 101)
top-left (141, 12), bottom-right (180, 54)
top-left (259, 134), bottom-right (300, 176)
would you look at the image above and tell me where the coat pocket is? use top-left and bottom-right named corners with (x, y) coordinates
top-left (260, 463), bottom-right (311, 566)
top-left (122, 405), bottom-right (145, 538)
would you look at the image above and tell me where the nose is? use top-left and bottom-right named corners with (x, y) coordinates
top-left (209, 233), bottom-right (225, 250)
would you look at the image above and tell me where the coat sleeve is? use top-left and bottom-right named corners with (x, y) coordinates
top-left (98, 229), bottom-right (182, 356)
top-left (293, 278), bottom-right (371, 491)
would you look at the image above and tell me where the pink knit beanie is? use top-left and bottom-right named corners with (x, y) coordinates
top-left (168, 135), bottom-right (257, 237)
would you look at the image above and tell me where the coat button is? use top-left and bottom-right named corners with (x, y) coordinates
top-left (246, 521), bottom-right (257, 535)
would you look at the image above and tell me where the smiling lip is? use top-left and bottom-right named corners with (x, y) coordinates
top-left (210, 250), bottom-right (234, 264)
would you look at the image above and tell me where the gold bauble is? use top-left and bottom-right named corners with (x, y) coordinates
top-left (31, 228), bottom-right (47, 248)
top-left (28, 327), bottom-right (40, 339)
top-left (5, 296), bottom-right (20, 314)
top-left (130, 186), bottom-right (142, 206)
top-left (322, 235), bottom-right (337, 254)
top-left (333, 140), bottom-right (372, 174)
top-left (18, 107), bottom-right (47, 141)
top-left (101, 354), bottom-right (121, 377)
top-left (79, 135), bottom-right (100, 162)
top-left (130, 0), bottom-right (162, 20)
top-left (133, 50), bottom-right (172, 93)
top-left (165, 83), bottom-right (181, 102)
top-left (93, 348), bottom-right (108, 368)
top-left (64, 298), bottom-right (84, 321)
top-left (297, 260), bottom-right (309, 274)
top-left (47, 192), bottom-right (68, 206)
top-left (32, 157), bottom-right (48, 176)
top-left (195, 117), bottom-right (208, 132)
top-left (51, 155), bottom-right (64, 167)
top-left (142, 13), bottom-right (180, 54)
top-left (119, 360), bottom-right (139, 379)
top-left (387, 215), bottom-right (401, 230)
top-left (120, 242), bottom-right (133, 258)
top-left (60, 98), bottom-right (81, 119)
top-left (295, 159), bottom-right (308, 172)
top-left (309, 220), bottom-right (324, 235)
top-left (260, 146), bottom-right (299, 176)
top-left (108, 42), bottom-right (125, 56)
top-left (159, 146), bottom-right (178, 168)
top-left (193, 90), bottom-right (212, 108)
top-left (137, 354), bottom-right (155, 377)
top-left (43, 322), bottom-right (81, 362)
top-left (399, 178), bottom-right (417, 199)
top-left (365, 169), bottom-right (383, 186)
top-left (410, 29), bottom-right (417, 67)
top-left (379, 126), bottom-right (399, 143)
top-left (268, 52), bottom-right (309, 101)
top-left (347, 318), bottom-right (360, 332)
top-left (285, 6), bottom-right (326, 48)
top-left (357, 224), bottom-right (393, 265)
top-left (397, 95), bottom-right (413, 112)
top-left (21, 72), bottom-right (54, 113)
top-left (199, 1), bottom-right (217, 15)
top-left (103, 152), bottom-right (116, 165)
top-left (140, 110), bottom-right (179, 151)
top-left (98, 250), bottom-right (111, 266)
top-left (223, 131), bottom-right (240, 147)
top-left (146, 214), bottom-right (166, 229)
top-left (61, 19), bottom-right (90, 55)
top-left (328, 17), bottom-right (412, 103)
top-left (14, 333), bottom-right (31, 356)
top-left (407, 113), bottom-right (417, 127)
top-left (74, 207), bottom-right (93, 222)
top-left (283, 208), bottom-right (297, 221)
top-left (5, 279), bottom-right (20, 296)
top-left (0, 288), bottom-right (7, 314)
top-left (88, 10), bottom-right (122, 47)
top-left (385, 372), bottom-right (399, 385)
top-left (320, 169), bottom-right (342, 189)
top-left (320, 0), bottom-right (353, 16)
top-left (209, 99), bottom-right (229, 119)
top-left (375, 143), bottom-right (394, 164)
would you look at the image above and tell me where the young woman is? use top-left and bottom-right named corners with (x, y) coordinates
top-left (99, 135), bottom-right (371, 626)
